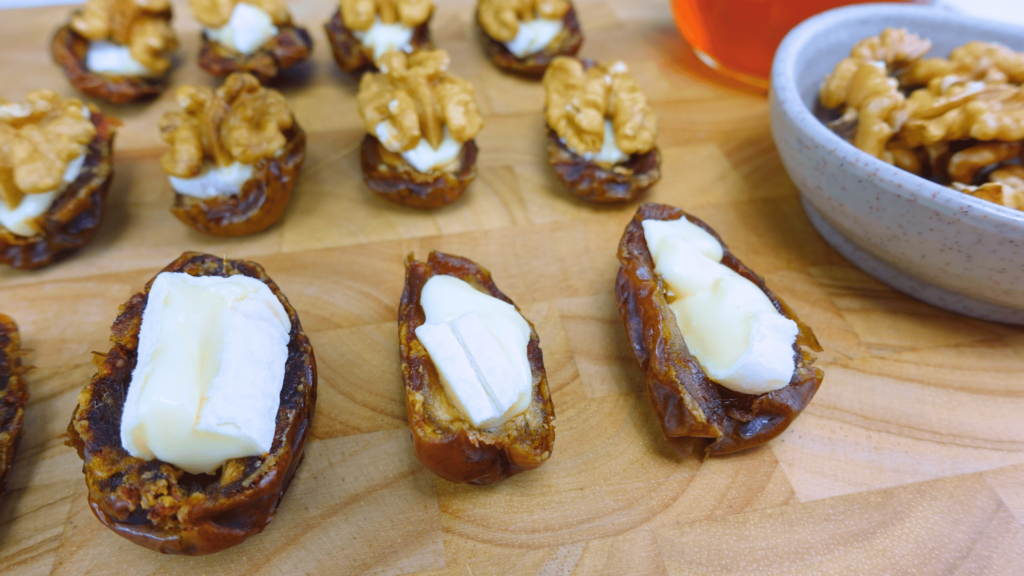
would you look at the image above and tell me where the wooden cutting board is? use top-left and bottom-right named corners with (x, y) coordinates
top-left (2, 1), bottom-right (1023, 574)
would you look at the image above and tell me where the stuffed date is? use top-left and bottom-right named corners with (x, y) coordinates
top-left (615, 203), bottom-right (824, 457)
top-left (1, 91), bottom-right (117, 269)
top-left (51, 0), bottom-right (177, 104)
top-left (357, 50), bottom-right (483, 209)
top-left (399, 251), bottom-right (555, 484)
top-left (159, 72), bottom-right (306, 237)
top-left (66, 252), bottom-right (317, 555)
top-left (193, 0), bottom-right (313, 84)
top-left (476, 0), bottom-right (583, 77)
top-left (325, 0), bottom-right (435, 77)
top-left (542, 57), bottom-right (661, 203)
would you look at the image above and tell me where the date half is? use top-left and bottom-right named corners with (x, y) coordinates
top-left (66, 252), bottom-right (317, 555)
top-left (399, 251), bottom-right (555, 484)
top-left (615, 203), bottom-right (824, 457)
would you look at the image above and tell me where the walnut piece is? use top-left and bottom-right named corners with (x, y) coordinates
top-left (947, 141), bottom-right (1021, 184)
top-left (950, 164), bottom-right (1024, 212)
top-left (357, 50), bottom-right (483, 154)
top-left (71, 0), bottom-right (178, 75)
top-left (986, 164), bottom-right (1024, 210)
top-left (159, 73), bottom-right (293, 178)
top-left (542, 57), bottom-right (656, 158)
top-left (478, 0), bottom-right (570, 42)
top-left (953, 178), bottom-right (1024, 211)
top-left (0, 90), bottom-right (95, 210)
top-left (818, 29), bottom-right (934, 161)
top-left (190, 0), bottom-right (291, 28)
top-left (820, 28), bottom-right (931, 110)
top-left (886, 142), bottom-right (925, 176)
top-left (340, 0), bottom-right (433, 31)
top-left (902, 41), bottom-right (1024, 88)
top-left (899, 84), bottom-right (1024, 147)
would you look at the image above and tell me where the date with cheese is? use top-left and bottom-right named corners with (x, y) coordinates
top-left (66, 252), bottom-right (317, 555)
top-left (616, 203), bottom-right (824, 457)
top-left (399, 251), bottom-right (555, 485)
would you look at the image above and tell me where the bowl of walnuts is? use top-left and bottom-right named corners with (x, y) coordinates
top-left (770, 3), bottom-right (1024, 325)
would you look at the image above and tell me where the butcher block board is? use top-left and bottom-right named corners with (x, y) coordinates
top-left (2, 0), bottom-right (1024, 574)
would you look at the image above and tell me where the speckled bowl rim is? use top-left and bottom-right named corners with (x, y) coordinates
top-left (771, 3), bottom-right (1024, 230)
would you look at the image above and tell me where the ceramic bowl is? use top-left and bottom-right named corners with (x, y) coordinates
top-left (770, 3), bottom-right (1024, 325)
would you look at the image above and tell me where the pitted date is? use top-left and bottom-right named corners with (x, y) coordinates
top-left (324, 8), bottom-right (433, 77)
top-left (51, 26), bottom-right (165, 104)
top-left (0, 110), bottom-right (117, 269)
top-left (399, 251), bottom-right (555, 484)
top-left (476, 3), bottom-right (583, 77)
top-left (198, 25), bottom-right (313, 84)
top-left (615, 203), bottom-right (824, 457)
top-left (546, 128), bottom-right (661, 203)
top-left (66, 252), bottom-right (317, 555)
top-left (171, 125), bottom-right (306, 237)
top-left (361, 135), bottom-right (477, 209)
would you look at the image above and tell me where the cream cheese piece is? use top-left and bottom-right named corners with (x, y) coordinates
top-left (0, 152), bottom-right (87, 237)
top-left (581, 119), bottom-right (627, 165)
top-left (504, 18), bottom-right (563, 58)
top-left (353, 16), bottom-right (415, 60)
top-left (416, 275), bottom-right (533, 429)
top-left (85, 40), bottom-right (154, 77)
top-left (642, 218), bottom-right (799, 395)
top-left (399, 126), bottom-right (462, 173)
top-left (168, 162), bottom-right (254, 199)
top-left (205, 3), bottom-right (280, 56)
top-left (120, 272), bottom-right (291, 475)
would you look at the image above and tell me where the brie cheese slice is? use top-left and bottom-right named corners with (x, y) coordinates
top-left (580, 119), bottom-right (627, 165)
top-left (416, 275), bottom-right (533, 429)
top-left (643, 218), bottom-right (799, 395)
top-left (416, 319), bottom-right (501, 427)
top-left (353, 16), bottom-right (415, 60)
top-left (205, 3), bottom-right (280, 56)
top-left (400, 127), bottom-right (462, 173)
top-left (168, 162), bottom-right (254, 199)
top-left (0, 151), bottom-right (87, 237)
top-left (85, 41), bottom-right (154, 77)
top-left (504, 18), bottom-right (564, 59)
top-left (120, 272), bottom-right (291, 475)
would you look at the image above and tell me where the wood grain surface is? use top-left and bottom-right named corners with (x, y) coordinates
top-left (2, 1), bottom-right (1023, 574)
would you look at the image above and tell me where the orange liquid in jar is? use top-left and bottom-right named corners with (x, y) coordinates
top-left (671, 0), bottom-right (922, 87)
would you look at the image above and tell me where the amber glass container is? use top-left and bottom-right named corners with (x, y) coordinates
top-left (671, 0), bottom-right (925, 90)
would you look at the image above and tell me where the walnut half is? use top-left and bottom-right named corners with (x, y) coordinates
top-left (0, 90), bottom-right (95, 209)
top-left (71, 0), bottom-right (178, 75)
top-left (340, 0), bottom-right (433, 31)
top-left (356, 50), bottom-right (483, 153)
top-left (477, 0), bottom-right (569, 42)
top-left (159, 73), bottom-right (294, 178)
top-left (191, 0), bottom-right (293, 28)
top-left (542, 57), bottom-right (656, 158)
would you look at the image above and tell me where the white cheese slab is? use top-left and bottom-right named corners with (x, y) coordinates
top-left (643, 218), bottom-right (799, 394)
top-left (120, 272), bottom-right (291, 474)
